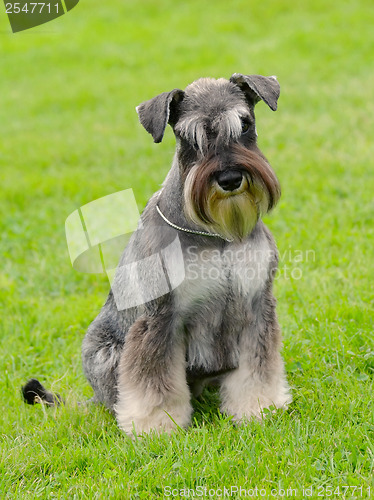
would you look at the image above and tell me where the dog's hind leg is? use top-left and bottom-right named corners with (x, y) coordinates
top-left (81, 320), bottom-right (125, 412)
top-left (22, 320), bottom-right (123, 411)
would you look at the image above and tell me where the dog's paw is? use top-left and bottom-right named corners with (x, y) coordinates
top-left (221, 392), bottom-right (292, 424)
top-left (116, 403), bottom-right (192, 438)
top-left (221, 402), bottom-right (263, 423)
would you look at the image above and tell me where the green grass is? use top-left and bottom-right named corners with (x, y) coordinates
top-left (1, 0), bottom-right (374, 497)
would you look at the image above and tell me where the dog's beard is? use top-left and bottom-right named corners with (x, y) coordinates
top-left (183, 144), bottom-right (280, 242)
top-left (206, 182), bottom-right (259, 241)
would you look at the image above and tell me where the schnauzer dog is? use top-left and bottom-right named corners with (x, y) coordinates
top-left (23, 74), bottom-right (292, 435)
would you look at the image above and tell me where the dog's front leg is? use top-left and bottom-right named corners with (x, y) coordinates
top-left (220, 289), bottom-right (292, 422)
top-left (115, 310), bottom-right (192, 436)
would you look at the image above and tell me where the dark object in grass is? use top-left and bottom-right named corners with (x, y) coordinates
top-left (21, 379), bottom-right (64, 406)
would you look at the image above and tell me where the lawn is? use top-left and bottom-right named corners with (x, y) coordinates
top-left (0, 0), bottom-right (373, 498)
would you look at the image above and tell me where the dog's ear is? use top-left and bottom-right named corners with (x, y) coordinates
top-left (136, 89), bottom-right (185, 143)
top-left (230, 74), bottom-right (280, 111)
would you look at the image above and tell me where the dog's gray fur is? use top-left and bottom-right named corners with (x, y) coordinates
top-left (82, 74), bottom-right (291, 435)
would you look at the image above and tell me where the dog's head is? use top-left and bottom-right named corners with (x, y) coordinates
top-left (136, 74), bottom-right (281, 242)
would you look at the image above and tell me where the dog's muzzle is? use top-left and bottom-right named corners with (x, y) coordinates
top-left (183, 143), bottom-right (280, 242)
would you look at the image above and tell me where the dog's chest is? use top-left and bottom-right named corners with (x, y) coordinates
top-left (177, 238), bottom-right (271, 308)
top-left (174, 238), bottom-right (273, 371)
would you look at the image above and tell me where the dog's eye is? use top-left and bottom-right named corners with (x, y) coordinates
top-left (241, 118), bottom-right (251, 134)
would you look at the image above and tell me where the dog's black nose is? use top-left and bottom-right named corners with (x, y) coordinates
top-left (216, 170), bottom-right (243, 191)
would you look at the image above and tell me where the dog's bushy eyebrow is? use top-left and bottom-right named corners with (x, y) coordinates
top-left (214, 106), bottom-right (249, 145)
top-left (175, 114), bottom-right (207, 152)
top-left (175, 103), bottom-right (250, 153)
